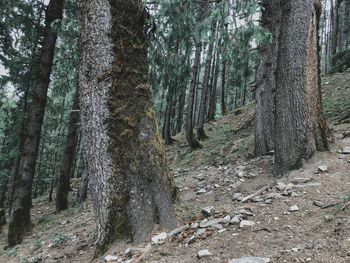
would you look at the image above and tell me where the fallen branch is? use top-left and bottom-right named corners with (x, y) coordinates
top-left (240, 185), bottom-right (271, 203)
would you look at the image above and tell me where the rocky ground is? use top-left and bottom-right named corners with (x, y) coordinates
top-left (0, 71), bottom-right (349, 263)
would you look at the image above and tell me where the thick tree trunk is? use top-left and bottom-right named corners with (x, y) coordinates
top-left (7, 0), bottom-right (64, 247)
top-left (274, 0), bottom-right (329, 174)
top-left (79, 0), bottom-right (177, 254)
top-left (56, 88), bottom-right (80, 212)
top-left (254, 0), bottom-right (281, 156)
top-left (186, 44), bottom-right (202, 149)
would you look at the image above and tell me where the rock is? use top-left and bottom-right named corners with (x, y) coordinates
top-left (291, 178), bottom-right (313, 184)
top-left (124, 248), bottom-right (142, 257)
top-left (168, 225), bottom-right (189, 237)
top-left (276, 182), bottom-right (287, 191)
top-left (288, 205), bottom-right (299, 212)
top-left (201, 206), bottom-right (215, 217)
top-left (196, 188), bottom-right (207, 194)
top-left (196, 228), bottom-right (206, 237)
top-left (190, 222), bottom-right (199, 229)
top-left (240, 220), bottom-right (255, 228)
top-left (197, 249), bottom-right (213, 258)
top-left (104, 255), bottom-right (119, 262)
top-left (229, 257), bottom-right (271, 263)
top-left (151, 232), bottom-right (168, 244)
top-left (200, 218), bottom-right (223, 228)
top-left (230, 215), bottom-right (242, 224)
top-left (317, 165), bottom-right (328, 172)
top-left (233, 193), bottom-right (243, 200)
top-left (264, 199), bottom-right (273, 204)
top-left (342, 147), bottom-right (350, 154)
top-left (223, 215), bottom-right (231, 224)
top-left (212, 223), bottom-right (223, 230)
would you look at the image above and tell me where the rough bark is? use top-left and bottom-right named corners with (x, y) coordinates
top-left (7, 0), bottom-right (64, 247)
top-left (274, 0), bottom-right (329, 174)
top-left (56, 88), bottom-right (80, 212)
top-left (162, 85), bottom-right (174, 145)
top-left (186, 44), bottom-right (202, 149)
top-left (254, 0), bottom-right (281, 156)
top-left (176, 85), bottom-right (186, 134)
top-left (79, 0), bottom-right (177, 254)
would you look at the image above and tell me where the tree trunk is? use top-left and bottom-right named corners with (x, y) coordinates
top-left (7, 0), bottom-right (64, 247)
top-left (56, 88), bottom-right (80, 212)
top-left (176, 85), bottom-right (186, 134)
top-left (274, 0), bottom-right (329, 174)
top-left (208, 50), bottom-right (220, 121)
top-left (77, 163), bottom-right (89, 203)
top-left (162, 85), bottom-right (174, 145)
top-left (79, 0), bottom-right (177, 254)
top-left (254, 0), bottom-right (281, 156)
top-left (186, 44), bottom-right (202, 149)
top-left (197, 28), bottom-right (215, 140)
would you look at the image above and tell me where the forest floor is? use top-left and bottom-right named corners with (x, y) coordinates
top-left (0, 71), bottom-right (350, 263)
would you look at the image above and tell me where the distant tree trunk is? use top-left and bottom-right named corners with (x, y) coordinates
top-left (79, 0), bottom-right (177, 254)
top-left (242, 59), bottom-right (249, 106)
top-left (332, 0), bottom-right (343, 56)
top-left (274, 0), bottom-right (329, 174)
top-left (221, 58), bottom-right (227, 115)
top-left (176, 85), bottom-right (186, 133)
top-left (186, 44), bottom-right (202, 149)
top-left (56, 88), bottom-right (80, 212)
top-left (208, 50), bottom-right (220, 121)
top-left (197, 27), bottom-right (215, 140)
top-left (339, 0), bottom-right (350, 50)
top-left (254, 0), bottom-right (281, 156)
top-left (162, 85), bottom-right (174, 145)
top-left (77, 164), bottom-right (88, 203)
top-left (7, 0), bottom-right (64, 247)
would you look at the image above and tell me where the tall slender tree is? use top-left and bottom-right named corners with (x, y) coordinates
top-left (79, 0), bottom-right (177, 254)
top-left (7, 0), bottom-right (64, 247)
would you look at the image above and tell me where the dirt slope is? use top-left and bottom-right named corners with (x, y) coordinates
top-left (0, 71), bottom-right (349, 263)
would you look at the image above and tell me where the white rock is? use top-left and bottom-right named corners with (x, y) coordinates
top-left (240, 220), bottom-right (255, 228)
top-left (229, 257), bottom-right (270, 263)
top-left (342, 147), bottom-right (350, 154)
top-left (104, 255), bottom-right (119, 262)
top-left (168, 225), bottom-right (189, 237)
top-left (288, 205), bottom-right (299, 212)
top-left (223, 215), bottom-right (231, 224)
top-left (200, 218), bottom-right (223, 228)
top-left (151, 232), bottom-right (168, 244)
top-left (196, 189), bottom-right (207, 194)
top-left (318, 165), bottom-right (328, 172)
top-left (230, 215), bottom-right (242, 224)
top-left (197, 249), bottom-right (213, 258)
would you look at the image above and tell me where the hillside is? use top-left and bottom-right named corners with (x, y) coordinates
top-left (0, 71), bottom-right (350, 263)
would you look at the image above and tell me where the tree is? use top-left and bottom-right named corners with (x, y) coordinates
top-left (254, 0), bottom-right (280, 156)
top-left (55, 88), bottom-right (80, 212)
top-left (7, 0), bottom-right (64, 247)
top-left (274, 0), bottom-right (329, 173)
top-left (79, 0), bottom-right (177, 254)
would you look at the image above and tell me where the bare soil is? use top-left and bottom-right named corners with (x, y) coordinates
top-left (0, 72), bottom-right (349, 263)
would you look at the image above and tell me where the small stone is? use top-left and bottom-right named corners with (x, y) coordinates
top-left (124, 248), bottom-right (142, 257)
top-left (168, 225), bottom-right (189, 237)
top-left (104, 255), bottom-right (119, 262)
top-left (229, 257), bottom-right (271, 263)
top-left (342, 147), bottom-right (350, 154)
top-left (240, 220), bottom-right (255, 228)
top-left (264, 199), bottom-right (273, 204)
top-left (288, 205), bottom-right (299, 212)
top-left (233, 193), bottom-right (243, 200)
top-left (212, 223), bottom-right (223, 230)
top-left (223, 215), bottom-right (231, 224)
top-left (197, 249), bottom-right (213, 258)
top-left (291, 247), bottom-right (299, 252)
top-left (276, 182), bottom-right (287, 191)
top-left (151, 232), bottom-right (168, 244)
top-left (200, 218), bottom-right (223, 228)
top-left (190, 222), bottom-right (199, 229)
top-left (196, 189), bottom-right (207, 194)
top-left (318, 165), bottom-right (328, 172)
top-left (218, 228), bottom-right (227, 233)
top-left (230, 215), bottom-right (242, 224)
top-left (196, 228), bottom-right (206, 237)
top-left (201, 206), bottom-right (215, 217)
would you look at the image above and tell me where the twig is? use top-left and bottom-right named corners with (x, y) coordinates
top-left (240, 185), bottom-right (271, 203)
